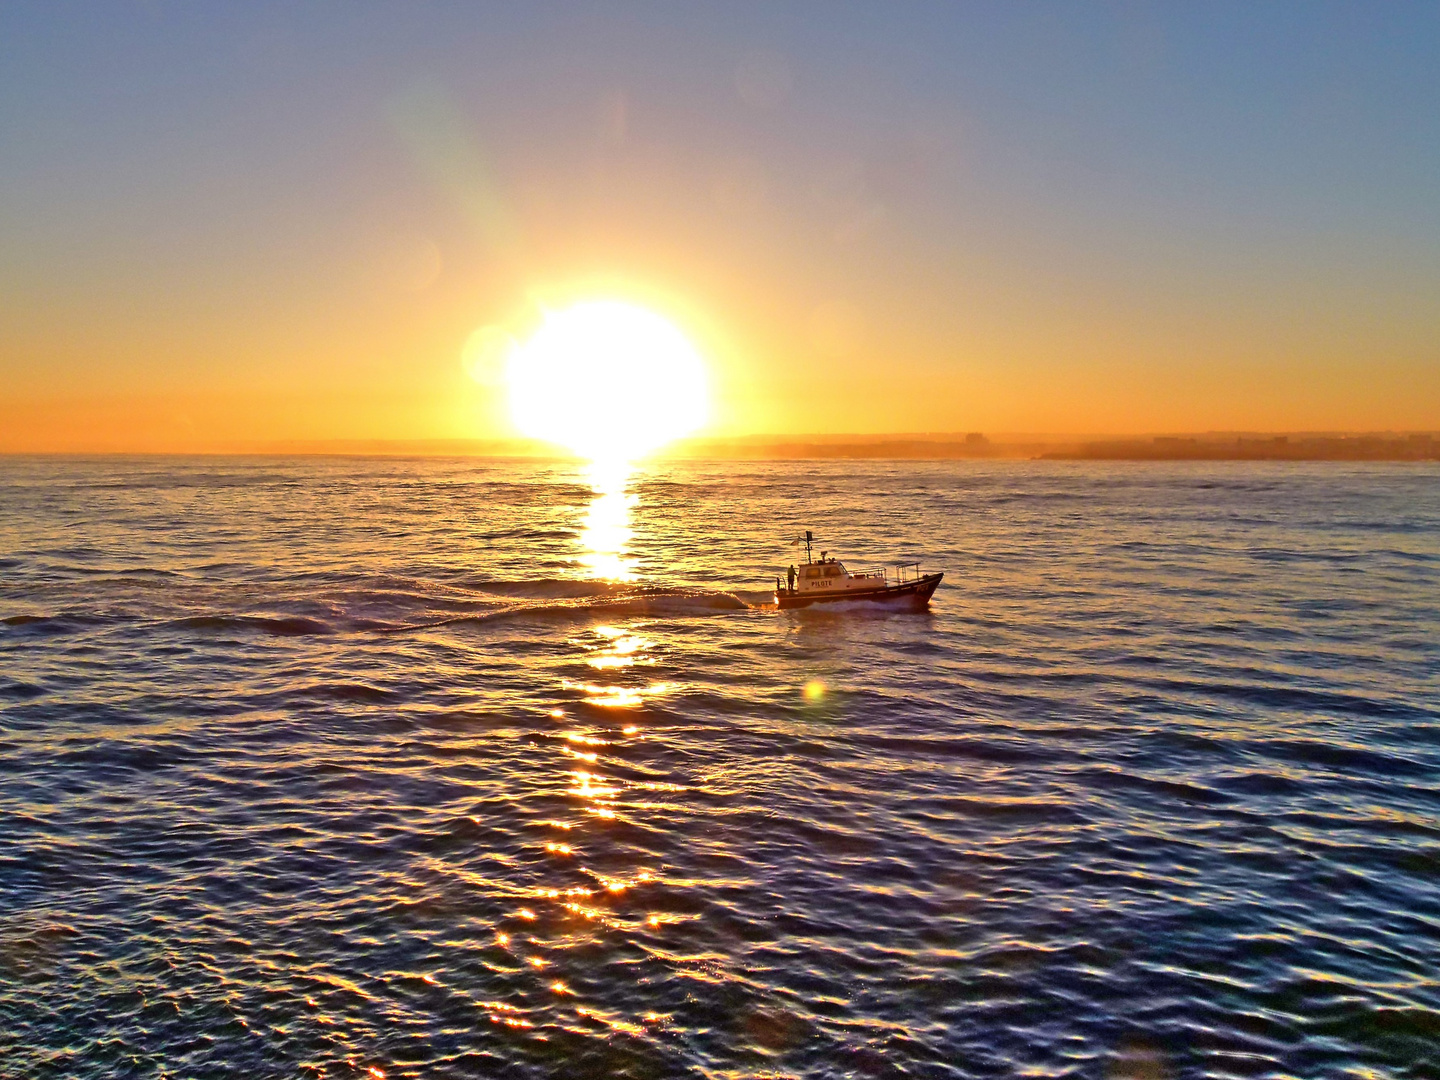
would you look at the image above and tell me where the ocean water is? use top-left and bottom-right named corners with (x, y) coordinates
top-left (1, 455), bottom-right (1437, 1080)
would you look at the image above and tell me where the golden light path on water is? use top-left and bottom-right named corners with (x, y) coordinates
top-left (578, 460), bottom-right (638, 582)
top-left (533, 465), bottom-right (694, 1038)
top-left (484, 299), bottom-right (708, 1041)
top-left (501, 617), bottom-right (681, 1043)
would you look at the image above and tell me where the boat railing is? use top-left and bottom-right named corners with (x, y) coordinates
top-left (850, 563), bottom-right (925, 586)
top-left (887, 562), bottom-right (925, 586)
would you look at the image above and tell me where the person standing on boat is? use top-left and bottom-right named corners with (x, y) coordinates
top-left (787, 565), bottom-right (796, 592)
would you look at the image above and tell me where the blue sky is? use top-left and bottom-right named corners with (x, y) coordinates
top-left (3, 1), bottom-right (1438, 444)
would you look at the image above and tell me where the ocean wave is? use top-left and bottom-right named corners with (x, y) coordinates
top-left (414, 593), bottom-right (754, 633)
top-left (45, 565), bottom-right (184, 578)
top-left (1250, 738), bottom-right (1433, 779)
top-left (1, 612), bottom-right (116, 633)
top-left (0, 681), bottom-right (45, 700)
top-left (460, 576), bottom-right (634, 599)
top-left (164, 614), bottom-right (336, 636)
top-left (1139, 677), bottom-right (1431, 720)
top-left (472, 527), bottom-right (578, 542)
top-left (380, 587), bottom-right (752, 632)
top-left (285, 682), bottom-right (398, 703)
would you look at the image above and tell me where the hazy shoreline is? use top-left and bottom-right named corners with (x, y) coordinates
top-left (4, 432), bottom-right (1437, 461)
top-left (677, 433), bottom-right (1440, 462)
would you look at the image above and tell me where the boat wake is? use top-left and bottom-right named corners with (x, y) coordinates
top-left (0, 574), bottom-right (924, 644)
top-left (377, 584), bottom-right (755, 634)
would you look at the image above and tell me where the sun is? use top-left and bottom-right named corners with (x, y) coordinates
top-left (507, 300), bottom-right (708, 465)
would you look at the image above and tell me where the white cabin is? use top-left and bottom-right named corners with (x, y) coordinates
top-left (793, 558), bottom-right (887, 594)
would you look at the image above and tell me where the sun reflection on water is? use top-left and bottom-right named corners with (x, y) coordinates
top-left (579, 460), bottom-right (636, 581)
top-left (500, 616), bottom-right (687, 1039)
top-left (585, 624), bottom-right (650, 669)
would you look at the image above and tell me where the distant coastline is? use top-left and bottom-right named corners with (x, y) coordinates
top-left (4, 433), bottom-right (1437, 461)
top-left (669, 432), bottom-right (1440, 462)
top-left (1037, 434), bottom-right (1440, 462)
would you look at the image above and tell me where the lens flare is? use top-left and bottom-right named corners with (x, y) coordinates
top-left (506, 301), bottom-right (708, 465)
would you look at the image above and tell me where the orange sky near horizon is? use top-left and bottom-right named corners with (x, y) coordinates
top-left (3, 5), bottom-right (1438, 452)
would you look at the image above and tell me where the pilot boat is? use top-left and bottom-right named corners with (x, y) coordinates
top-left (774, 531), bottom-right (943, 610)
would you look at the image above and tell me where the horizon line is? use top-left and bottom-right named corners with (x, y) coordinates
top-left (3, 430), bottom-right (1437, 461)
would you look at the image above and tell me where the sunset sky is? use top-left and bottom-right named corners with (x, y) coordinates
top-left (3, 2), bottom-right (1438, 451)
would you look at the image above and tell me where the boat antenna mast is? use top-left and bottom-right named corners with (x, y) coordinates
top-left (794, 529), bottom-right (815, 564)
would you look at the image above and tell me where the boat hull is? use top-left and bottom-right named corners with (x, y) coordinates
top-left (776, 572), bottom-right (943, 610)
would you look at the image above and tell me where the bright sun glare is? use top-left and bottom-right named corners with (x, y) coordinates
top-left (507, 301), bottom-right (709, 466)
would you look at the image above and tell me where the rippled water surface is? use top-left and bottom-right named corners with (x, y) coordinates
top-left (2, 456), bottom-right (1438, 1079)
